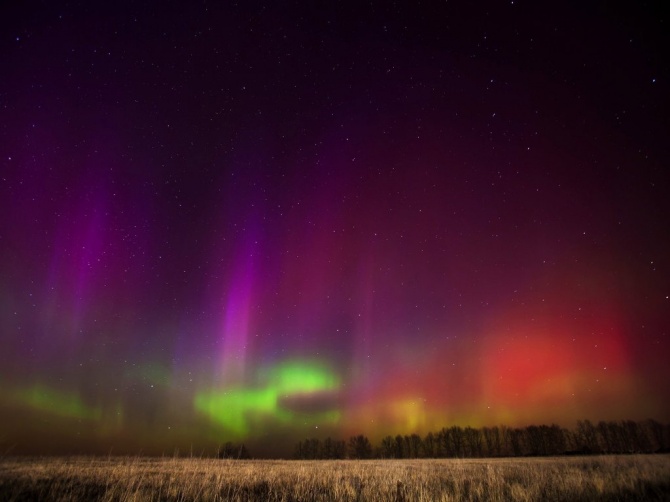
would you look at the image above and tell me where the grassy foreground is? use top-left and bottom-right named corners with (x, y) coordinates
top-left (0, 455), bottom-right (668, 501)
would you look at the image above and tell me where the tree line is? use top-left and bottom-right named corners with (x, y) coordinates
top-left (293, 419), bottom-right (670, 459)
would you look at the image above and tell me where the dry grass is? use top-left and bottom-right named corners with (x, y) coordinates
top-left (0, 455), bottom-right (668, 501)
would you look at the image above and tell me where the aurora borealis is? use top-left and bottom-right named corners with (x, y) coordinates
top-left (1, 2), bottom-right (668, 457)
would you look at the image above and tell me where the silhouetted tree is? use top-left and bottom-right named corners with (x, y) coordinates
top-left (322, 437), bottom-right (346, 459)
top-left (509, 428), bottom-right (523, 456)
top-left (610, 421), bottom-right (628, 453)
top-left (644, 419), bottom-right (668, 452)
top-left (332, 438), bottom-right (347, 459)
top-left (423, 432), bottom-right (437, 458)
top-left (623, 420), bottom-right (649, 453)
top-left (482, 427), bottom-right (495, 457)
top-left (597, 421), bottom-right (615, 453)
top-left (218, 441), bottom-right (250, 459)
top-left (294, 440), bottom-right (305, 459)
top-left (292, 418), bottom-right (668, 461)
top-left (407, 434), bottom-right (422, 458)
top-left (482, 426), bottom-right (503, 457)
top-left (576, 420), bottom-right (599, 453)
top-left (380, 436), bottom-right (395, 458)
top-left (394, 434), bottom-right (405, 458)
top-left (464, 427), bottom-right (483, 457)
top-left (499, 425), bottom-right (513, 456)
top-left (522, 424), bottom-right (564, 456)
top-left (348, 435), bottom-right (372, 459)
top-left (547, 424), bottom-right (566, 455)
top-left (526, 425), bottom-right (541, 455)
top-left (436, 428), bottom-right (452, 457)
top-left (308, 438), bottom-right (322, 459)
top-left (293, 437), bottom-right (346, 459)
top-left (448, 426), bottom-right (465, 457)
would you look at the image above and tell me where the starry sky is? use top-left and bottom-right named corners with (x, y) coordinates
top-left (1, 1), bottom-right (668, 457)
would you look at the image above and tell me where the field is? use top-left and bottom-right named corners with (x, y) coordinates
top-left (0, 455), bottom-right (668, 501)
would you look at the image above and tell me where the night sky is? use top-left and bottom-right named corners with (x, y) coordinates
top-left (1, 1), bottom-right (668, 457)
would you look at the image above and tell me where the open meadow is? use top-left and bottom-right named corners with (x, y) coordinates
top-left (0, 454), bottom-right (668, 501)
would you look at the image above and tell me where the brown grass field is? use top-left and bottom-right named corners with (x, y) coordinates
top-left (0, 455), bottom-right (668, 501)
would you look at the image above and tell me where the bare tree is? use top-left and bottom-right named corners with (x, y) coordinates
top-left (448, 426), bottom-right (465, 458)
top-left (348, 435), bottom-right (372, 459)
top-left (576, 420), bottom-right (599, 453)
top-left (380, 436), bottom-right (395, 458)
top-left (423, 432), bottom-right (437, 458)
top-left (509, 428), bottom-right (523, 457)
top-left (464, 427), bottom-right (483, 457)
top-left (644, 419), bottom-right (667, 452)
top-left (408, 434), bottom-right (422, 458)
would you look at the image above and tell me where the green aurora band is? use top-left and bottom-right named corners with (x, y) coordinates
top-left (10, 384), bottom-right (103, 421)
top-left (194, 360), bottom-right (341, 437)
